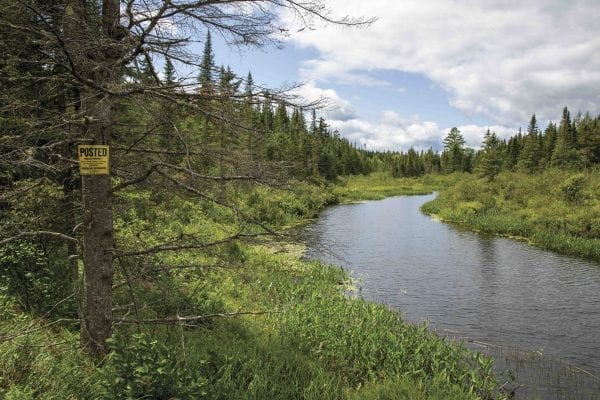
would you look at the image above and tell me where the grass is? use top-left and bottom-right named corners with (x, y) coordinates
top-left (0, 174), bottom-right (502, 399)
top-left (421, 170), bottom-right (600, 262)
top-left (332, 172), bottom-right (453, 203)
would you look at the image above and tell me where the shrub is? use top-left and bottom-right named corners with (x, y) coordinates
top-left (99, 332), bottom-right (206, 399)
top-left (561, 173), bottom-right (586, 203)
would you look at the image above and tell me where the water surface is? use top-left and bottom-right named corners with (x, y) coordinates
top-left (304, 194), bottom-right (600, 399)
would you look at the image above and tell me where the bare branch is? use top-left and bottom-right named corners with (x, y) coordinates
top-left (0, 231), bottom-right (80, 247)
top-left (112, 231), bottom-right (264, 257)
top-left (0, 319), bottom-right (79, 342)
top-left (112, 310), bottom-right (278, 325)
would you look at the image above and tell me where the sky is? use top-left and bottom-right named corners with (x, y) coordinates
top-left (210, 0), bottom-right (600, 152)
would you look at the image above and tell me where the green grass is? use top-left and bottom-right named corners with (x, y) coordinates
top-left (0, 288), bottom-right (100, 399)
top-left (332, 172), bottom-right (453, 203)
top-left (421, 170), bottom-right (600, 261)
top-left (1, 175), bottom-right (502, 399)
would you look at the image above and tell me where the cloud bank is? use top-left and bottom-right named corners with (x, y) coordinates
top-left (328, 111), bottom-right (515, 152)
top-left (287, 0), bottom-right (600, 128)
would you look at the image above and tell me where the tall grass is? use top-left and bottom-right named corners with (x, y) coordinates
top-left (1, 176), bottom-right (502, 399)
top-left (333, 172), bottom-right (454, 203)
top-left (421, 170), bottom-right (600, 262)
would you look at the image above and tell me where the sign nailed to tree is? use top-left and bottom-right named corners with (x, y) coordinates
top-left (78, 145), bottom-right (110, 175)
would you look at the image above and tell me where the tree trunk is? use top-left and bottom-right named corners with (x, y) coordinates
top-left (64, 0), bottom-right (119, 357)
top-left (80, 93), bottom-right (114, 357)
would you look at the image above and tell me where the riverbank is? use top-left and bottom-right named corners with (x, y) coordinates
top-left (0, 175), bottom-right (500, 399)
top-left (332, 172), bottom-right (452, 203)
top-left (421, 170), bottom-right (600, 262)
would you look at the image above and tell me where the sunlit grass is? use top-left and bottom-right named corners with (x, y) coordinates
top-left (421, 170), bottom-right (600, 262)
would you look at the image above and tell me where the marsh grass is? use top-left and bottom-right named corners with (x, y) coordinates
top-left (333, 172), bottom-right (453, 203)
top-left (465, 341), bottom-right (600, 400)
top-left (1, 176), bottom-right (501, 399)
top-left (421, 170), bottom-right (600, 262)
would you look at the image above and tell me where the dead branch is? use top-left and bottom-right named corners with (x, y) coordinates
top-left (112, 310), bottom-right (278, 325)
top-left (0, 231), bottom-right (80, 247)
top-left (112, 231), bottom-right (264, 257)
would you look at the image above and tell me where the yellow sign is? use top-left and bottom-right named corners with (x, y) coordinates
top-left (78, 145), bottom-right (109, 175)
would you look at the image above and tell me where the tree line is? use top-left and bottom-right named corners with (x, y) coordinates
top-left (385, 107), bottom-right (600, 179)
top-left (0, 0), bottom-right (372, 357)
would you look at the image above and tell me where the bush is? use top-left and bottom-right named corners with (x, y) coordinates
top-left (561, 173), bottom-right (587, 203)
top-left (99, 333), bottom-right (206, 399)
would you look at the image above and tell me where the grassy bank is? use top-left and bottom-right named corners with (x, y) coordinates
top-left (421, 170), bottom-right (600, 261)
top-left (332, 172), bottom-right (453, 203)
top-left (0, 176), bottom-right (501, 399)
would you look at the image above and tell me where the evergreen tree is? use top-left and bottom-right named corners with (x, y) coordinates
top-left (442, 127), bottom-right (466, 173)
top-left (576, 112), bottom-right (600, 167)
top-left (244, 71), bottom-right (254, 100)
top-left (199, 31), bottom-right (215, 90)
top-left (551, 107), bottom-right (581, 168)
top-left (218, 65), bottom-right (241, 96)
top-left (541, 122), bottom-right (558, 165)
top-left (163, 57), bottom-right (175, 84)
top-left (273, 102), bottom-right (290, 133)
top-left (477, 129), bottom-right (503, 180)
top-left (517, 114), bottom-right (542, 173)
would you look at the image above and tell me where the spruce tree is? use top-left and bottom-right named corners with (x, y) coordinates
top-left (517, 114), bottom-right (542, 173)
top-left (163, 57), bottom-right (175, 84)
top-left (478, 129), bottom-right (502, 180)
top-left (442, 127), bottom-right (466, 173)
top-left (199, 31), bottom-right (215, 90)
top-left (552, 107), bottom-right (581, 168)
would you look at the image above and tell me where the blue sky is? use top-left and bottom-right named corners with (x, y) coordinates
top-left (203, 0), bottom-right (600, 152)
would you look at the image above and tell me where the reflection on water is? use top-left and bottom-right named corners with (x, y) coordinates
top-left (304, 194), bottom-right (600, 399)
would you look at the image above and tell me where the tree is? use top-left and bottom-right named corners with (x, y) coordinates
top-left (576, 112), bottom-right (600, 168)
top-left (552, 107), bottom-right (581, 168)
top-left (442, 127), bottom-right (466, 173)
top-left (199, 31), bottom-right (215, 91)
top-left (164, 57), bottom-right (175, 84)
top-left (477, 129), bottom-right (502, 180)
top-left (517, 114), bottom-right (542, 173)
top-left (0, 0), bottom-right (372, 357)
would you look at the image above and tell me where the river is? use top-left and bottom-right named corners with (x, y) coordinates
top-left (304, 193), bottom-right (600, 399)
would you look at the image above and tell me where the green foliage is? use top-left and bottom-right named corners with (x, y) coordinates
top-left (423, 170), bottom-right (600, 261)
top-left (561, 173), bottom-right (587, 203)
top-left (273, 262), bottom-right (496, 398)
top-left (172, 247), bottom-right (497, 400)
top-left (99, 332), bottom-right (206, 399)
top-left (333, 172), bottom-right (449, 202)
top-left (0, 288), bottom-right (99, 399)
top-left (442, 128), bottom-right (469, 174)
top-left (0, 180), bottom-right (76, 317)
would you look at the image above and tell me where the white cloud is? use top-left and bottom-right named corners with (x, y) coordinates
top-left (294, 81), bottom-right (517, 151)
top-left (292, 81), bottom-right (357, 121)
top-left (285, 0), bottom-right (600, 127)
top-left (324, 109), bottom-right (512, 152)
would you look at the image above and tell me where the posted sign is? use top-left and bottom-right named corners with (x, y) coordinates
top-left (78, 145), bottom-right (109, 175)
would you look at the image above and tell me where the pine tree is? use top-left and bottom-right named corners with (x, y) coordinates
top-left (541, 122), bottom-right (557, 164)
top-left (442, 127), bottom-right (466, 173)
top-left (310, 110), bottom-right (317, 135)
top-left (477, 129), bottom-right (502, 180)
top-left (551, 107), bottom-right (581, 168)
top-left (244, 71), bottom-right (254, 100)
top-left (199, 31), bottom-right (215, 90)
top-left (576, 112), bottom-right (600, 167)
top-left (163, 57), bottom-right (175, 84)
top-left (218, 65), bottom-right (240, 96)
top-left (517, 114), bottom-right (542, 173)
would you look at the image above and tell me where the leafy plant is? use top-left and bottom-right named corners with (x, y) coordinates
top-left (561, 173), bottom-right (586, 203)
top-left (99, 333), bottom-right (206, 399)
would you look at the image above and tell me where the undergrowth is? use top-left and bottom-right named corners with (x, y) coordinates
top-left (421, 170), bottom-right (600, 261)
top-left (1, 175), bottom-right (501, 399)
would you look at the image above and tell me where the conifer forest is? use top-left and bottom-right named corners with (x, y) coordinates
top-left (1, 1), bottom-right (599, 399)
